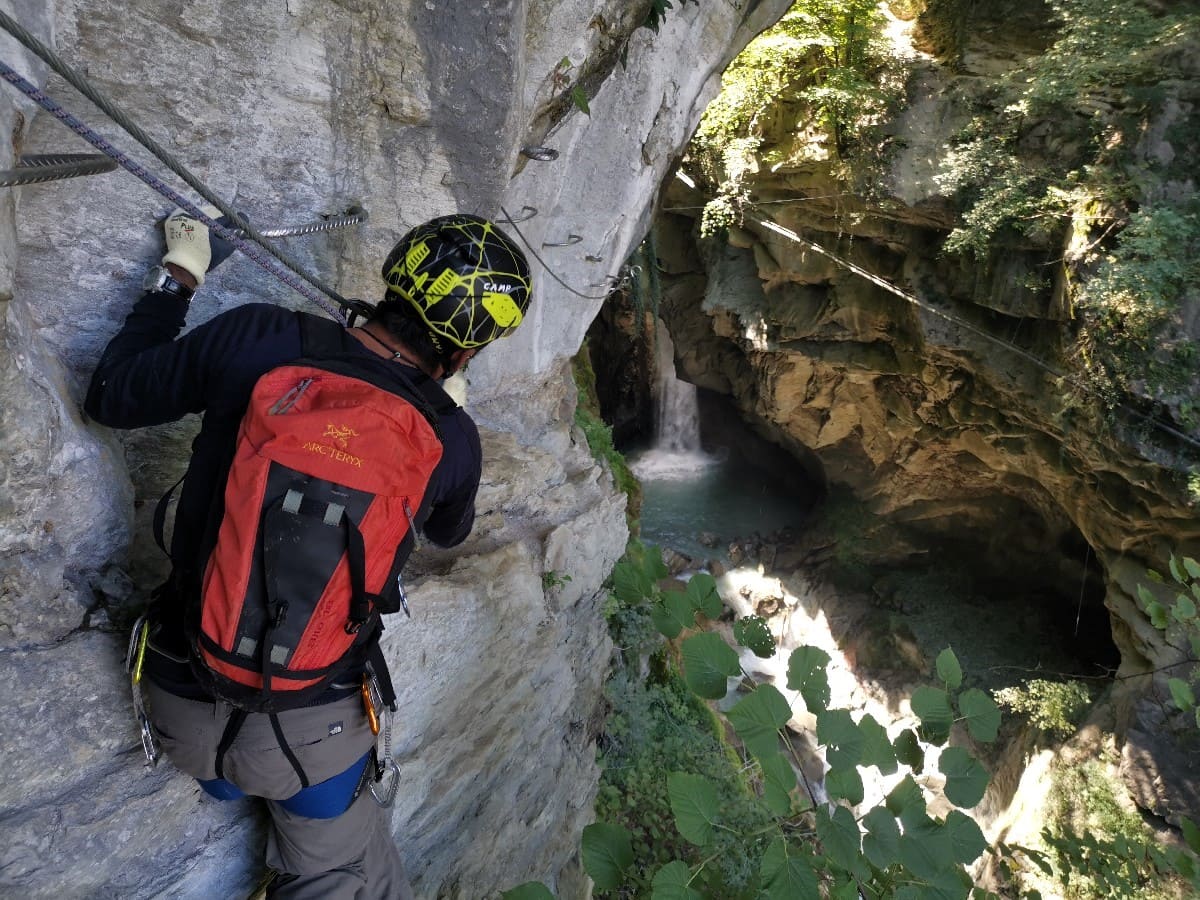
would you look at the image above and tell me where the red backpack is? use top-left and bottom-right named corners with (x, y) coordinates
top-left (185, 320), bottom-right (448, 713)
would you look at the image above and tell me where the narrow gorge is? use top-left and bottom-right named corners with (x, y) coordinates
top-left (0, 0), bottom-right (1197, 897)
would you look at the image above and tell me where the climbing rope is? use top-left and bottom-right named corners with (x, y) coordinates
top-left (743, 209), bottom-right (1200, 457)
top-left (0, 152), bottom-right (116, 185)
top-left (0, 10), bottom-right (371, 323)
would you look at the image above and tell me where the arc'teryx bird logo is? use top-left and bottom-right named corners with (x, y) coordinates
top-left (303, 424), bottom-right (365, 468)
top-left (323, 424), bottom-right (359, 450)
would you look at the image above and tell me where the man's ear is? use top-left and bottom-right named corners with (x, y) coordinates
top-left (444, 348), bottom-right (475, 375)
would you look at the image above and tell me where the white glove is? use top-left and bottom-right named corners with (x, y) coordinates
top-left (162, 204), bottom-right (226, 286)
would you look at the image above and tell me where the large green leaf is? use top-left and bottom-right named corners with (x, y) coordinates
top-left (825, 765), bottom-right (864, 805)
top-left (1171, 555), bottom-right (1187, 583)
top-left (923, 867), bottom-right (972, 900)
top-left (958, 689), bottom-right (1001, 743)
top-left (786, 645), bottom-right (832, 713)
top-left (1181, 817), bottom-right (1200, 855)
top-left (760, 838), bottom-right (819, 900)
top-left (642, 545), bottom-right (670, 581)
top-left (734, 615), bottom-right (776, 658)
top-left (681, 632), bottom-right (740, 699)
top-left (650, 861), bottom-right (702, 900)
top-left (862, 807), bottom-right (901, 870)
top-left (759, 752), bottom-right (797, 816)
top-left (885, 775), bottom-right (927, 827)
top-left (650, 591), bottom-right (697, 639)
top-left (1184, 556), bottom-right (1200, 580)
top-left (911, 686), bottom-right (954, 744)
top-left (898, 813), bottom-right (953, 880)
top-left (685, 572), bottom-right (724, 619)
top-left (1169, 677), bottom-right (1196, 711)
top-left (939, 747), bottom-right (989, 808)
top-left (1174, 592), bottom-right (1197, 623)
top-left (582, 822), bottom-right (634, 890)
top-left (936, 647), bottom-right (963, 691)
top-left (859, 713), bottom-right (898, 775)
top-left (893, 728), bottom-right (924, 772)
top-left (667, 772), bottom-right (720, 846)
top-left (817, 709), bottom-right (865, 769)
top-left (727, 684), bottom-right (792, 759)
top-left (612, 559), bottom-right (653, 606)
top-left (946, 809), bottom-right (987, 864)
top-left (501, 882), bottom-right (556, 900)
top-left (816, 805), bottom-right (867, 878)
top-left (1136, 583), bottom-right (1158, 610)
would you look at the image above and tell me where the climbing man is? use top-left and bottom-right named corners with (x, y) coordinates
top-left (85, 208), bottom-right (532, 898)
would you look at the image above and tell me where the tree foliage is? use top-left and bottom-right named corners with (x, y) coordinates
top-left (934, 0), bottom-right (1200, 420)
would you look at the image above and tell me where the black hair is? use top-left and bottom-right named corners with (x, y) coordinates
top-left (370, 296), bottom-right (458, 372)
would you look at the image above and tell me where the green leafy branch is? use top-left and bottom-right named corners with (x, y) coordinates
top-left (576, 562), bottom-right (1026, 899)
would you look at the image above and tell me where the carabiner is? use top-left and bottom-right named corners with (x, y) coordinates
top-left (369, 759), bottom-right (400, 808)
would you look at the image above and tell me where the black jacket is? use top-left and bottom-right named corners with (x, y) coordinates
top-left (85, 291), bottom-right (482, 689)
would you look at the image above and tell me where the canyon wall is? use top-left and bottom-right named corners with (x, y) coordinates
top-left (649, 1), bottom-right (1200, 825)
top-left (0, 1), bottom-right (791, 896)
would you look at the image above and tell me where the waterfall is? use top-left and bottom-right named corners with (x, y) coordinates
top-left (630, 320), bottom-right (717, 482)
top-left (654, 320), bottom-right (701, 452)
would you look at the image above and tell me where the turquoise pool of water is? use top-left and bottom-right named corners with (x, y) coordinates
top-left (630, 448), bottom-right (812, 562)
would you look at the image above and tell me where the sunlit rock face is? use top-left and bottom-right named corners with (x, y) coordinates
top-left (646, 3), bottom-right (1200, 824)
top-left (0, 1), bottom-right (794, 895)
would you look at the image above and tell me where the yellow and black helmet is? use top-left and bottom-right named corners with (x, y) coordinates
top-left (381, 214), bottom-right (532, 350)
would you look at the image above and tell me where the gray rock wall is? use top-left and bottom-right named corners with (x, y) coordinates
top-left (0, 0), bottom-right (790, 896)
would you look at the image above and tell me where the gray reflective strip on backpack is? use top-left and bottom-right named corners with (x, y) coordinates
top-left (271, 644), bottom-right (291, 665)
top-left (323, 502), bottom-right (344, 526)
top-left (283, 489), bottom-right (303, 514)
top-left (237, 636), bottom-right (258, 658)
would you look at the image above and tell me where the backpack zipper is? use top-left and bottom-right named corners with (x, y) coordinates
top-left (402, 498), bottom-right (421, 551)
top-left (269, 377), bottom-right (314, 415)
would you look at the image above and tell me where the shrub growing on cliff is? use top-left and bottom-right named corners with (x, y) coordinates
top-left (689, 0), bottom-right (901, 236)
top-left (936, 0), bottom-right (1200, 424)
top-left (994, 678), bottom-right (1094, 739)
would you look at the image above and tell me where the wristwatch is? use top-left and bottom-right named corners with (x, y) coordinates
top-left (142, 265), bottom-right (195, 300)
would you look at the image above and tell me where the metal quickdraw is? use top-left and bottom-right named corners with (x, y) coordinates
top-left (124, 613), bottom-right (161, 767)
top-left (363, 667), bottom-right (399, 808)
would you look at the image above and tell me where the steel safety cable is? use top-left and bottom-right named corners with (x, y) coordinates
top-left (499, 205), bottom-right (618, 301)
top-left (744, 209), bottom-right (1200, 456)
top-left (0, 10), bottom-right (365, 322)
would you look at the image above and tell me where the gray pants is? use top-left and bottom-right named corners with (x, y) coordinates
top-left (145, 680), bottom-right (414, 900)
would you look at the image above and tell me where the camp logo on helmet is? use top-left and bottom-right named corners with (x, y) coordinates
top-left (483, 282), bottom-right (515, 294)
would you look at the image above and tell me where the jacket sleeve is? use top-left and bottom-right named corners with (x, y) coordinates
top-left (422, 411), bottom-right (482, 548)
top-left (84, 297), bottom-right (298, 428)
top-left (85, 292), bottom-right (215, 427)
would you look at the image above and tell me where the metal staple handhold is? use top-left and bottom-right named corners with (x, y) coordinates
top-left (541, 233), bottom-right (582, 248)
top-left (498, 205), bottom-right (538, 225)
top-left (247, 205), bottom-right (368, 239)
top-left (0, 152), bottom-right (117, 186)
top-left (520, 146), bottom-right (559, 161)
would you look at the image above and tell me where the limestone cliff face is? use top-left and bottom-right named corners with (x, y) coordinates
top-left (652, 3), bottom-right (1200, 824)
top-left (0, 0), bottom-right (790, 896)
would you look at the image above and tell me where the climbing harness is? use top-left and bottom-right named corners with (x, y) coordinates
top-left (0, 9), bottom-right (373, 324)
top-left (0, 152), bottom-right (115, 186)
top-left (124, 613), bottom-right (161, 768)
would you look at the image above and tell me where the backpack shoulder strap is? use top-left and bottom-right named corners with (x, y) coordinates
top-left (294, 313), bottom-right (461, 422)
